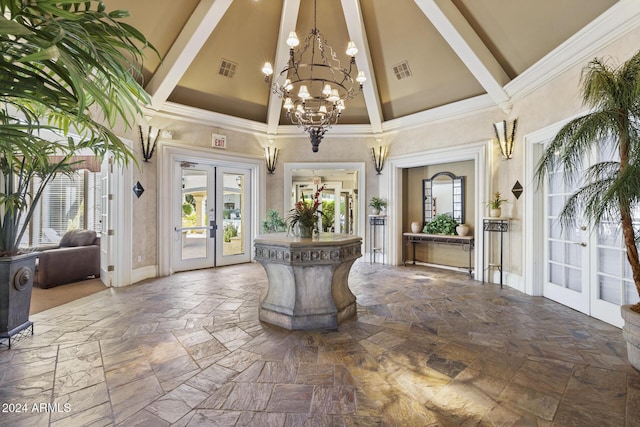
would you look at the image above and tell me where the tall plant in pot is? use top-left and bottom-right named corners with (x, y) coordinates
top-left (0, 0), bottom-right (156, 346)
top-left (535, 50), bottom-right (640, 370)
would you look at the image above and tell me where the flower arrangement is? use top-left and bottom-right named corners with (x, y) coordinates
top-left (486, 192), bottom-right (508, 209)
top-left (287, 185), bottom-right (325, 237)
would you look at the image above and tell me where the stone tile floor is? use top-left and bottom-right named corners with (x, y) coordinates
top-left (1, 261), bottom-right (639, 426)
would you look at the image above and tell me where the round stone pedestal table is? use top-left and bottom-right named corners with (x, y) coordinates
top-left (254, 233), bottom-right (362, 330)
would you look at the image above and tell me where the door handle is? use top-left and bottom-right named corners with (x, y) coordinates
top-left (174, 226), bottom-right (213, 232)
top-left (573, 241), bottom-right (587, 247)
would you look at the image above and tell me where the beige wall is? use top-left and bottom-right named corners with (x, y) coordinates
top-left (124, 24), bottom-right (640, 286)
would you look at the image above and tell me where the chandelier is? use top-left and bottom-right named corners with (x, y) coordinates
top-left (262, 0), bottom-right (366, 152)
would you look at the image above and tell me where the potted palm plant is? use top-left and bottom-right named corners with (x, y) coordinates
top-left (535, 50), bottom-right (640, 371)
top-left (0, 0), bottom-right (156, 347)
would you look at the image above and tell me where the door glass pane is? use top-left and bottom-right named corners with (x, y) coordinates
top-left (566, 243), bottom-right (581, 268)
top-left (549, 241), bottom-right (564, 262)
top-left (566, 267), bottom-right (582, 292)
top-left (181, 168), bottom-right (208, 260)
top-left (599, 275), bottom-right (621, 304)
top-left (625, 281), bottom-right (640, 306)
top-left (549, 263), bottom-right (563, 285)
top-left (599, 248), bottom-right (620, 276)
top-left (548, 195), bottom-right (565, 217)
top-left (223, 173), bottom-right (244, 256)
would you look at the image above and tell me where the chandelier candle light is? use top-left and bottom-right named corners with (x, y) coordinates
top-left (262, 0), bottom-right (366, 153)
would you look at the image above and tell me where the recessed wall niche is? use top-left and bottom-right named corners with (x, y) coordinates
top-left (402, 160), bottom-right (475, 269)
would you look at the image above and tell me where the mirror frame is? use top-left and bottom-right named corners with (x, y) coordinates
top-left (423, 171), bottom-right (465, 225)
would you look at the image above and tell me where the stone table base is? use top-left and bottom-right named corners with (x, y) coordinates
top-left (254, 233), bottom-right (362, 330)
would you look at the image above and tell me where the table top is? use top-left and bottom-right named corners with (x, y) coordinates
top-left (255, 232), bottom-right (362, 247)
top-left (402, 232), bottom-right (474, 241)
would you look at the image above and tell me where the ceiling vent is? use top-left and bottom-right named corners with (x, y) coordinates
top-left (218, 59), bottom-right (237, 78)
top-left (392, 61), bottom-right (412, 80)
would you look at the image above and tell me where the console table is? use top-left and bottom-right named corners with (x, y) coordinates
top-left (254, 233), bottom-right (362, 330)
top-left (402, 233), bottom-right (474, 277)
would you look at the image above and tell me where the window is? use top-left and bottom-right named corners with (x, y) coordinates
top-left (19, 170), bottom-right (102, 247)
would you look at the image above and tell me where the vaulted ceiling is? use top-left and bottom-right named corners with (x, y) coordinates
top-left (104, 0), bottom-right (619, 136)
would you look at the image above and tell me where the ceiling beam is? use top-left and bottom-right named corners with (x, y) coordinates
top-left (414, 0), bottom-right (512, 113)
top-left (145, 0), bottom-right (233, 111)
top-left (265, 0), bottom-right (301, 136)
top-left (341, 0), bottom-right (384, 135)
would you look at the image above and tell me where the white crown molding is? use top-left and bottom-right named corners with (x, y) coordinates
top-left (382, 94), bottom-right (497, 133)
top-left (157, 95), bottom-right (498, 140)
top-left (156, 101), bottom-right (268, 134)
top-left (506, 0), bottom-right (640, 102)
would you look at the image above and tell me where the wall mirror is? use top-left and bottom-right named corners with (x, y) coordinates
top-left (423, 171), bottom-right (464, 224)
top-left (284, 162), bottom-right (366, 238)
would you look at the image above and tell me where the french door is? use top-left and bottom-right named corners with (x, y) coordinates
top-left (100, 156), bottom-right (113, 286)
top-left (172, 162), bottom-right (251, 273)
top-left (543, 144), bottom-right (640, 327)
top-left (543, 166), bottom-right (590, 313)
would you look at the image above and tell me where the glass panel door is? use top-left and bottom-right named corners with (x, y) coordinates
top-left (216, 168), bottom-right (251, 266)
top-left (100, 156), bottom-right (112, 286)
top-left (591, 144), bottom-right (640, 326)
top-left (173, 163), bottom-right (216, 272)
top-left (543, 166), bottom-right (590, 313)
top-left (541, 142), bottom-right (640, 326)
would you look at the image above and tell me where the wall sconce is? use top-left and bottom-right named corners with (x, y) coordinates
top-left (493, 119), bottom-right (517, 160)
top-left (264, 146), bottom-right (278, 174)
top-left (139, 125), bottom-right (161, 162)
top-left (372, 145), bottom-right (388, 174)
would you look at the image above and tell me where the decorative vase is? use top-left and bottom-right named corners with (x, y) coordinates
top-left (0, 253), bottom-right (37, 348)
top-left (411, 222), bottom-right (421, 233)
top-left (489, 208), bottom-right (501, 218)
top-left (298, 223), bottom-right (313, 238)
top-left (456, 224), bottom-right (470, 236)
top-left (621, 305), bottom-right (640, 371)
top-left (371, 207), bottom-right (380, 215)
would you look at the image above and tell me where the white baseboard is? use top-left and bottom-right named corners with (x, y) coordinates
top-left (486, 270), bottom-right (525, 293)
top-left (130, 265), bottom-right (158, 285)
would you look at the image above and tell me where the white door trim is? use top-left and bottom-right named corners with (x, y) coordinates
top-left (385, 140), bottom-right (490, 278)
top-left (158, 141), bottom-right (265, 277)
